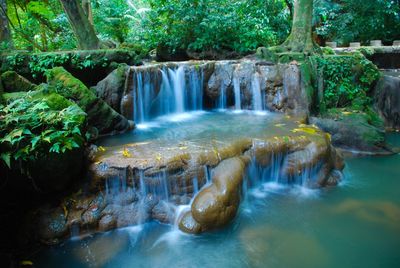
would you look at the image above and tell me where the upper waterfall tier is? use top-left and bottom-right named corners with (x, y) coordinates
top-left (120, 60), bottom-right (310, 123)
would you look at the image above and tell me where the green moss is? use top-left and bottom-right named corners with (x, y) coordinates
top-left (1, 71), bottom-right (36, 92)
top-left (45, 67), bottom-right (129, 134)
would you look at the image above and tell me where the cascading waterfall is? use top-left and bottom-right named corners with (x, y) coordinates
top-left (133, 65), bottom-right (205, 123)
top-left (233, 77), bottom-right (241, 110)
top-left (188, 66), bottom-right (203, 111)
top-left (133, 71), bottom-right (156, 123)
top-left (169, 66), bottom-right (186, 113)
top-left (218, 84), bottom-right (227, 109)
top-left (251, 73), bottom-right (264, 111)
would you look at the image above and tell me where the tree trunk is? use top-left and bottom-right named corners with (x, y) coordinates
top-left (59, 0), bottom-right (99, 50)
top-left (82, 0), bottom-right (94, 25)
top-left (0, 0), bottom-right (13, 48)
top-left (282, 0), bottom-right (317, 53)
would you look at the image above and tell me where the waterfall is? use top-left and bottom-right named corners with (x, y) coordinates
top-left (233, 77), bottom-right (241, 110)
top-left (133, 71), bottom-right (156, 123)
top-left (251, 73), bottom-right (264, 111)
top-left (218, 85), bottom-right (227, 110)
top-left (133, 64), bottom-right (204, 123)
top-left (188, 66), bottom-right (203, 111)
top-left (168, 66), bottom-right (186, 113)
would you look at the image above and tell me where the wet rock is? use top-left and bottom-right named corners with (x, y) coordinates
top-left (178, 210), bottom-right (203, 234)
top-left (206, 62), bottom-right (234, 99)
top-left (81, 194), bottom-right (107, 227)
top-left (36, 206), bottom-right (68, 245)
top-left (373, 75), bottom-right (400, 130)
top-left (95, 64), bottom-right (130, 113)
top-left (151, 201), bottom-right (175, 224)
top-left (190, 157), bottom-right (246, 230)
top-left (98, 214), bottom-right (117, 232)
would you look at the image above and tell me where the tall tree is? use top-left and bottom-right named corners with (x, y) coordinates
top-left (281, 0), bottom-right (317, 53)
top-left (59, 0), bottom-right (99, 49)
top-left (0, 0), bottom-right (13, 48)
top-left (82, 0), bottom-right (94, 25)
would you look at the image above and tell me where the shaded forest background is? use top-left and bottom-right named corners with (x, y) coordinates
top-left (1, 0), bottom-right (399, 55)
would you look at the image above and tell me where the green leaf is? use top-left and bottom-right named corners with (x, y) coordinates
top-left (0, 153), bottom-right (11, 169)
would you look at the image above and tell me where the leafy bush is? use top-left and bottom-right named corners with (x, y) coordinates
top-left (316, 55), bottom-right (380, 111)
top-left (0, 95), bottom-right (86, 169)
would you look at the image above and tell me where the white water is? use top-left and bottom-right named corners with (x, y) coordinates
top-left (251, 73), bottom-right (263, 111)
top-left (133, 65), bottom-right (204, 123)
top-left (233, 76), bottom-right (241, 110)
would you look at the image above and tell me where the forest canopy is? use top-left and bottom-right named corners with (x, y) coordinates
top-left (0, 0), bottom-right (399, 54)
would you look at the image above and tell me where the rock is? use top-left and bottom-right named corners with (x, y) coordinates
top-left (151, 201), bottom-right (175, 224)
top-left (36, 206), bottom-right (68, 245)
top-left (310, 113), bottom-right (387, 153)
top-left (98, 215), bottom-right (117, 232)
top-left (46, 67), bottom-right (132, 135)
top-left (373, 75), bottom-right (400, 130)
top-left (95, 64), bottom-right (130, 113)
top-left (206, 62), bottom-right (234, 100)
top-left (178, 210), bottom-right (203, 234)
top-left (1, 71), bottom-right (36, 93)
top-left (190, 157), bottom-right (246, 229)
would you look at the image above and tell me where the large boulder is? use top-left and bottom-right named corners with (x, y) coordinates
top-left (46, 67), bottom-right (133, 135)
top-left (310, 112), bottom-right (388, 153)
top-left (179, 157), bottom-right (246, 233)
top-left (373, 75), bottom-right (400, 130)
top-left (95, 64), bottom-right (130, 113)
top-left (1, 71), bottom-right (36, 92)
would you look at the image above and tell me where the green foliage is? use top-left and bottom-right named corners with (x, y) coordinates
top-left (139, 0), bottom-right (290, 54)
top-left (315, 0), bottom-right (400, 45)
top-left (316, 55), bottom-right (381, 110)
top-left (0, 94), bottom-right (86, 169)
top-left (6, 0), bottom-right (76, 51)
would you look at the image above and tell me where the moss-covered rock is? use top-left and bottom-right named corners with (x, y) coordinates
top-left (46, 67), bottom-right (133, 135)
top-left (1, 71), bottom-right (36, 92)
top-left (310, 109), bottom-right (389, 154)
top-left (95, 64), bottom-right (130, 113)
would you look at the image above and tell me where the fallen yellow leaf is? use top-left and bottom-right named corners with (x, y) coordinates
top-left (20, 260), bottom-right (33, 266)
top-left (122, 148), bottom-right (132, 158)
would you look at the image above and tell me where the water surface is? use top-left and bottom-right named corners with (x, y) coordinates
top-left (35, 131), bottom-right (400, 268)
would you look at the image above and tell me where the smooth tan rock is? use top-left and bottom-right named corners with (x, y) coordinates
top-left (178, 210), bottom-right (203, 234)
top-left (191, 157), bottom-right (245, 229)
